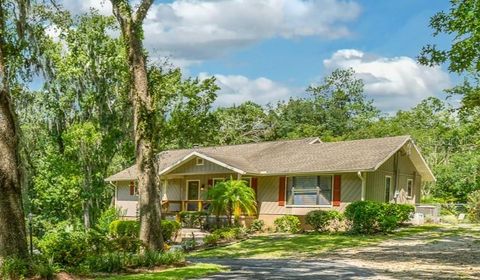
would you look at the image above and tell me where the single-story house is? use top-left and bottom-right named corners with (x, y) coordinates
top-left (105, 135), bottom-right (434, 226)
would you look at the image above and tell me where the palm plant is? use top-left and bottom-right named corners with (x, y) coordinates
top-left (207, 178), bottom-right (257, 225)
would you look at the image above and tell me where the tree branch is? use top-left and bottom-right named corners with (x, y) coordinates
top-left (133, 0), bottom-right (153, 24)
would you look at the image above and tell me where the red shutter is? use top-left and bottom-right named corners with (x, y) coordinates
top-left (251, 177), bottom-right (258, 199)
top-left (278, 176), bottom-right (286, 206)
top-left (333, 175), bottom-right (341, 206)
top-left (129, 181), bottom-right (135, 196)
top-left (208, 179), bottom-right (213, 186)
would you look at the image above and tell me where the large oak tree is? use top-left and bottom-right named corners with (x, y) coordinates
top-left (110, 0), bottom-right (163, 250)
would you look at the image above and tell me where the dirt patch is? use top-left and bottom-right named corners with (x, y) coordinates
top-left (323, 224), bottom-right (480, 279)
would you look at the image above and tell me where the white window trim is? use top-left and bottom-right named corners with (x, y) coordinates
top-left (385, 176), bottom-right (392, 202)
top-left (407, 178), bottom-right (414, 198)
top-left (196, 158), bottom-right (204, 166)
top-left (285, 175), bottom-right (334, 207)
top-left (185, 180), bottom-right (201, 200)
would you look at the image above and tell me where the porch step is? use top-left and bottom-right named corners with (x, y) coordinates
top-left (176, 228), bottom-right (209, 243)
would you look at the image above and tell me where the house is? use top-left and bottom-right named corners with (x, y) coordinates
top-left (105, 135), bottom-right (434, 226)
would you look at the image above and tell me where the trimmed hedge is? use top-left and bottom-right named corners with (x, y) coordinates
top-left (109, 220), bottom-right (181, 242)
top-left (345, 201), bottom-right (414, 234)
top-left (274, 215), bottom-right (301, 233)
top-left (305, 210), bottom-right (344, 232)
top-left (109, 220), bottom-right (139, 238)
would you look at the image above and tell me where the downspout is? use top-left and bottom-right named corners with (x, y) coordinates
top-left (357, 171), bottom-right (366, 201)
top-left (393, 152), bottom-right (399, 204)
top-left (108, 181), bottom-right (117, 207)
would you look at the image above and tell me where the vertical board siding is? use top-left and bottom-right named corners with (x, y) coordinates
top-left (366, 145), bottom-right (421, 204)
top-left (257, 176), bottom-right (289, 215)
top-left (341, 173), bottom-right (362, 202)
top-left (115, 181), bottom-right (138, 217)
top-left (169, 157), bottom-right (232, 174)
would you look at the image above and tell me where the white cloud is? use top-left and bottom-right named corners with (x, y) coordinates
top-left (61, 0), bottom-right (361, 67)
top-left (61, 0), bottom-right (112, 16)
top-left (323, 49), bottom-right (451, 111)
top-left (199, 73), bottom-right (299, 107)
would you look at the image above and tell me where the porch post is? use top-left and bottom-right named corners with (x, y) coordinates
top-left (237, 173), bottom-right (242, 180)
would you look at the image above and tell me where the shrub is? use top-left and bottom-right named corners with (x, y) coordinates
top-left (161, 220), bottom-right (181, 242)
top-left (85, 252), bottom-right (124, 273)
top-left (441, 215), bottom-right (459, 224)
top-left (467, 190), bottom-right (480, 223)
top-left (32, 257), bottom-right (58, 280)
top-left (0, 256), bottom-right (29, 279)
top-left (109, 220), bottom-right (139, 238)
top-left (96, 207), bottom-right (121, 234)
top-left (37, 225), bottom-right (90, 267)
top-left (203, 233), bottom-right (220, 246)
top-left (384, 204), bottom-right (415, 224)
top-left (179, 211), bottom-right (207, 228)
top-left (274, 215), bottom-right (301, 233)
top-left (345, 201), bottom-right (383, 234)
top-left (345, 201), bottom-right (415, 234)
top-left (306, 210), bottom-right (344, 232)
top-left (248, 219), bottom-right (265, 233)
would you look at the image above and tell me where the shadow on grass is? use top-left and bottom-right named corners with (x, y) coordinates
top-left (191, 225), bottom-right (439, 259)
top-left (97, 263), bottom-right (226, 280)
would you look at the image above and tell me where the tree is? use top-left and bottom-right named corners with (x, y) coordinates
top-left (419, 0), bottom-right (480, 109)
top-left (214, 101), bottom-right (271, 145)
top-left (18, 11), bottom-right (132, 230)
top-left (0, 0), bottom-right (29, 259)
top-left (207, 179), bottom-right (256, 225)
top-left (148, 66), bottom-right (219, 150)
top-left (110, 0), bottom-right (163, 250)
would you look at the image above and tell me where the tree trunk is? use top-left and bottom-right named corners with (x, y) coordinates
top-left (0, 6), bottom-right (28, 258)
top-left (111, 0), bottom-right (163, 251)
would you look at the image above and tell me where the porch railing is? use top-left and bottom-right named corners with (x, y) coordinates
top-left (161, 200), bottom-right (212, 213)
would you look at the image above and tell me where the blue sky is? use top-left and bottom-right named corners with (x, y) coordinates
top-left (62, 0), bottom-right (454, 112)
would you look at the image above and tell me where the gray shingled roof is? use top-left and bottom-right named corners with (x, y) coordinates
top-left (105, 135), bottom-right (435, 182)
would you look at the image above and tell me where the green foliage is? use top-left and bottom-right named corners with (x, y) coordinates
top-left (203, 234), bottom-right (221, 246)
top-left (178, 211), bottom-right (207, 228)
top-left (37, 224), bottom-right (90, 267)
top-left (161, 220), bottom-right (181, 242)
top-left (32, 257), bottom-right (58, 280)
top-left (306, 210), bottom-right (344, 232)
top-left (96, 207), bottom-right (121, 234)
top-left (248, 219), bottom-right (265, 233)
top-left (85, 251), bottom-right (185, 273)
top-left (109, 220), bottom-right (140, 238)
top-left (274, 215), bottom-right (301, 234)
top-left (467, 190), bottom-right (480, 222)
top-left (0, 256), bottom-right (29, 280)
top-left (419, 0), bottom-right (480, 109)
top-left (207, 179), bottom-right (257, 225)
top-left (211, 227), bottom-right (239, 241)
top-left (345, 201), bottom-right (415, 234)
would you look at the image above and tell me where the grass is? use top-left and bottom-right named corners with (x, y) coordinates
top-left (191, 225), bottom-right (440, 259)
top-left (96, 263), bottom-right (227, 280)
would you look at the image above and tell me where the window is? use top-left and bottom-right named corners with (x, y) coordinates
top-left (196, 158), bottom-right (204, 165)
top-left (286, 175), bottom-right (332, 206)
top-left (407, 179), bottom-right (413, 197)
top-left (385, 176), bottom-right (392, 202)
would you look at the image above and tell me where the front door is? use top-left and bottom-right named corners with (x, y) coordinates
top-left (187, 181), bottom-right (200, 210)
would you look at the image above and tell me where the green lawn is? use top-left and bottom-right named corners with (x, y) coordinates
top-left (96, 263), bottom-right (227, 280)
top-left (191, 225), bottom-right (439, 259)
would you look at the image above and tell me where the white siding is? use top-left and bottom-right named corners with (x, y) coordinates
top-left (115, 181), bottom-right (138, 217)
